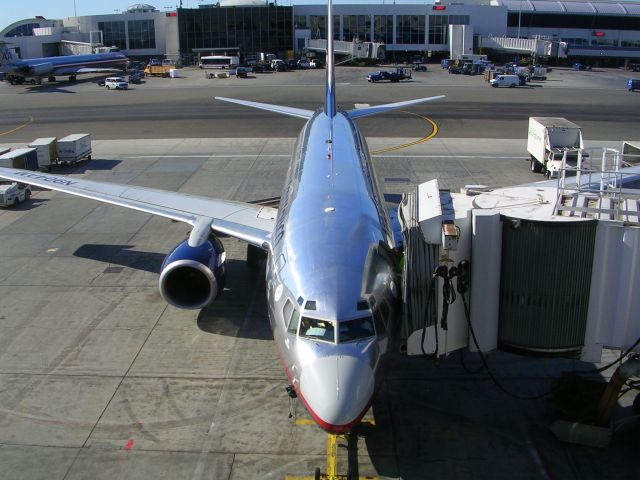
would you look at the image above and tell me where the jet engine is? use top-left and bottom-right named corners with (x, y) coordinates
top-left (28, 63), bottom-right (54, 76)
top-left (159, 234), bottom-right (226, 310)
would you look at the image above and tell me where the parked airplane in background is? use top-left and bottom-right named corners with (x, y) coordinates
top-left (0, 42), bottom-right (128, 84)
top-left (0, 0), bottom-right (443, 433)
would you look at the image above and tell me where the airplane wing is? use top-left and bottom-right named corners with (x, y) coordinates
top-left (346, 95), bottom-right (445, 119)
top-left (52, 67), bottom-right (124, 75)
top-left (215, 96), bottom-right (315, 119)
top-left (0, 167), bottom-right (276, 247)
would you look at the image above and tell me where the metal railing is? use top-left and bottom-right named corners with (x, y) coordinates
top-left (554, 148), bottom-right (640, 222)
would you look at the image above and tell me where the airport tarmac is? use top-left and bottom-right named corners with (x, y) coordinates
top-left (1, 65), bottom-right (639, 141)
top-left (0, 66), bottom-right (638, 480)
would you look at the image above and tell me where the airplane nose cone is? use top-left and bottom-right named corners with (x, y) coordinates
top-left (299, 355), bottom-right (374, 433)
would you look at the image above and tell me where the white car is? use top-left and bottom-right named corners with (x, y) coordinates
top-left (105, 77), bottom-right (129, 90)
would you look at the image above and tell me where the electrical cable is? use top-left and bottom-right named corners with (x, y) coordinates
top-left (420, 268), bottom-right (439, 358)
top-left (574, 335), bottom-right (640, 375)
top-left (459, 348), bottom-right (485, 374)
top-left (460, 280), bottom-right (551, 401)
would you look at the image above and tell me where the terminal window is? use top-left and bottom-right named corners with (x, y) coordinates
top-left (128, 20), bottom-right (156, 49)
top-left (98, 21), bottom-right (126, 50)
top-left (396, 15), bottom-right (425, 45)
top-left (374, 15), bottom-right (393, 44)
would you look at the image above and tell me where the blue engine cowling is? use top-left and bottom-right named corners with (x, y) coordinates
top-left (159, 234), bottom-right (226, 309)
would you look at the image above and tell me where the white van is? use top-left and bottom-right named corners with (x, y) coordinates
top-left (105, 77), bottom-right (129, 90)
top-left (490, 74), bottom-right (519, 88)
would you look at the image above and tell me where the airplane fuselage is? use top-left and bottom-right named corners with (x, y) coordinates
top-left (266, 110), bottom-right (398, 433)
top-left (1, 51), bottom-right (128, 79)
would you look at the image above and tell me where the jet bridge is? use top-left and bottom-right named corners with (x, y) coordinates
top-left (399, 153), bottom-right (640, 363)
top-left (306, 38), bottom-right (385, 61)
top-left (480, 35), bottom-right (567, 59)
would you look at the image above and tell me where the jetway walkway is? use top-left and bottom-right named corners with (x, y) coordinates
top-left (399, 173), bottom-right (640, 362)
top-left (480, 36), bottom-right (567, 58)
top-left (307, 38), bottom-right (385, 60)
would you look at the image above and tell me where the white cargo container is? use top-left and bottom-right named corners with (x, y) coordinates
top-left (57, 134), bottom-right (92, 164)
top-left (531, 66), bottom-right (547, 80)
top-left (527, 117), bottom-right (586, 178)
top-left (28, 137), bottom-right (58, 171)
top-left (0, 148), bottom-right (39, 170)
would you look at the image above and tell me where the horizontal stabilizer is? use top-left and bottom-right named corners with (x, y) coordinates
top-left (346, 95), bottom-right (445, 119)
top-left (215, 96), bottom-right (314, 119)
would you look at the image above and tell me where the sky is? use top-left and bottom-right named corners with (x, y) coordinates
top-left (4, 0), bottom-right (437, 28)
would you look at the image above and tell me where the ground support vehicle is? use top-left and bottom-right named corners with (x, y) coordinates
top-left (0, 148), bottom-right (38, 170)
top-left (527, 117), bottom-right (587, 178)
top-left (628, 79), bottom-right (640, 91)
top-left (574, 63), bottom-right (592, 70)
top-left (105, 77), bottom-right (129, 89)
top-left (531, 66), bottom-right (548, 80)
top-left (0, 182), bottom-right (31, 207)
top-left (144, 65), bottom-right (172, 77)
top-left (28, 137), bottom-right (58, 171)
top-left (128, 70), bottom-right (145, 84)
top-left (367, 67), bottom-right (412, 83)
top-left (57, 134), bottom-right (92, 165)
top-left (490, 74), bottom-right (520, 87)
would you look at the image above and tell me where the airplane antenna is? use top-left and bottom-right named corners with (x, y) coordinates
top-left (324, 0), bottom-right (336, 118)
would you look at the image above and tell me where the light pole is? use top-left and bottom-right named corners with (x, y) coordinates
top-left (517, 0), bottom-right (522, 39)
top-left (73, 0), bottom-right (77, 17)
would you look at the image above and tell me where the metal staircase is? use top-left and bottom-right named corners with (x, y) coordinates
top-left (554, 148), bottom-right (640, 224)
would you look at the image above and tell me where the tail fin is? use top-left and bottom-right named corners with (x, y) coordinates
top-left (0, 42), bottom-right (17, 69)
top-left (324, 0), bottom-right (336, 118)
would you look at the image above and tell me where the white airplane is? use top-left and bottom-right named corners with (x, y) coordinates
top-left (0, 0), bottom-right (443, 433)
top-left (0, 41), bottom-right (128, 84)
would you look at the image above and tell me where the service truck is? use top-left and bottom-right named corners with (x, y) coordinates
top-left (57, 134), bottom-right (91, 164)
top-left (28, 137), bottom-right (57, 171)
top-left (527, 117), bottom-right (587, 178)
top-left (0, 182), bottom-right (31, 207)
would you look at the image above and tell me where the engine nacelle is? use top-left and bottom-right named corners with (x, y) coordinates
top-left (159, 234), bottom-right (226, 310)
top-left (28, 63), bottom-right (54, 76)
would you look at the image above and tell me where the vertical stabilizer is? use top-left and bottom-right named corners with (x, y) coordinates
top-left (324, 0), bottom-right (336, 118)
top-left (0, 42), bottom-right (18, 70)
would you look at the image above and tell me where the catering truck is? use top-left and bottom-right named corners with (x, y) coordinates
top-left (28, 137), bottom-right (57, 171)
top-left (527, 117), bottom-right (586, 178)
top-left (57, 134), bottom-right (91, 164)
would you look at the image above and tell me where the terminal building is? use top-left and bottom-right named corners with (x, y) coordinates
top-left (1, 0), bottom-right (640, 65)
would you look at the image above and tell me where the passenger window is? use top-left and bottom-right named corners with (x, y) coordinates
top-left (287, 309), bottom-right (300, 334)
top-left (282, 299), bottom-right (293, 325)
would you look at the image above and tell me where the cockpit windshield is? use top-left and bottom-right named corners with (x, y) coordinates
top-left (299, 317), bottom-right (335, 343)
top-left (338, 316), bottom-right (375, 343)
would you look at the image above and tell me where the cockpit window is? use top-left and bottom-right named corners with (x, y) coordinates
top-left (299, 317), bottom-right (335, 343)
top-left (338, 316), bottom-right (375, 343)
